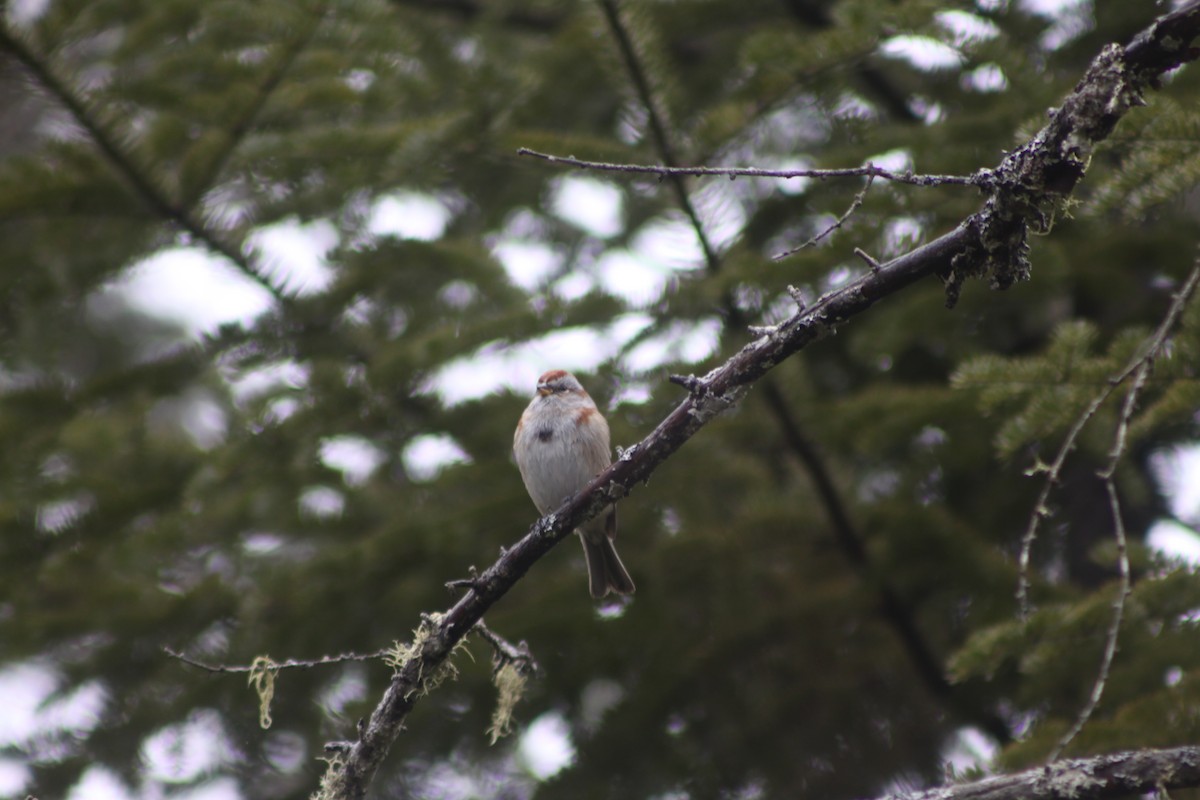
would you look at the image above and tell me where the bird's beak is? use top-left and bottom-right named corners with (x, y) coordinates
top-left (536, 383), bottom-right (552, 396)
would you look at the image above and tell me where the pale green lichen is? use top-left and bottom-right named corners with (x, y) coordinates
top-left (487, 661), bottom-right (529, 744)
top-left (247, 655), bottom-right (279, 729)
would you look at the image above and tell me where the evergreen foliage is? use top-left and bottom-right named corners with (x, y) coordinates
top-left (1, 1), bottom-right (1199, 798)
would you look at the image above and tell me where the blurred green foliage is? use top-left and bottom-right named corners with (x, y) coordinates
top-left (2, 1), bottom-right (1200, 798)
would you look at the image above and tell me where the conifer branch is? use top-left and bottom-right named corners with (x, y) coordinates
top-left (0, 23), bottom-right (284, 301)
top-left (178, 7), bottom-right (326, 210)
top-left (315, 4), bottom-right (1200, 797)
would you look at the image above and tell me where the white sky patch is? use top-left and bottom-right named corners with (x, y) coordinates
top-left (248, 217), bottom-right (338, 297)
top-left (0, 664), bottom-right (107, 785)
top-left (963, 63), bottom-right (1008, 93)
top-left (693, 183), bottom-right (748, 254)
top-left (0, 662), bottom-right (57, 745)
top-left (1019, 0), bottom-right (1092, 50)
top-left (519, 712), bottom-right (576, 780)
top-left (493, 240), bottom-right (563, 291)
top-left (622, 318), bottom-right (722, 374)
top-left (552, 270), bottom-right (596, 301)
top-left (6, 0), bottom-right (49, 27)
top-left (632, 217), bottom-right (706, 272)
top-left (936, 10), bottom-right (1001, 48)
top-left (879, 36), bottom-right (965, 72)
top-left (767, 158), bottom-right (814, 196)
top-left (883, 216), bottom-right (925, 257)
top-left (113, 247), bottom-right (276, 338)
top-left (299, 485), bottom-right (345, 519)
top-left (1154, 445), bottom-right (1200, 522)
top-left (942, 726), bottom-right (998, 774)
top-left (228, 360), bottom-right (310, 405)
top-left (550, 177), bottom-right (624, 239)
top-left (1148, 445), bottom-right (1200, 564)
top-left (141, 710), bottom-right (234, 784)
top-left (1148, 520), bottom-right (1200, 566)
top-left (867, 149), bottom-right (914, 175)
top-left (422, 314), bottom-right (654, 407)
top-left (320, 435), bottom-right (387, 486)
top-left (596, 249), bottom-right (670, 307)
top-left (66, 766), bottom-right (130, 800)
top-left (368, 192), bottom-right (451, 241)
top-left (402, 433), bottom-right (472, 482)
top-left (0, 758), bottom-right (27, 798)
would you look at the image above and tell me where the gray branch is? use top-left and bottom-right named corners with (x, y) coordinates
top-left (888, 746), bottom-right (1200, 800)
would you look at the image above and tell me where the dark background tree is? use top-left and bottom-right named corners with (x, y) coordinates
top-left (2, 1), bottom-right (1200, 798)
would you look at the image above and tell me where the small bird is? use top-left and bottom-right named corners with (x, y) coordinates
top-left (513, 369), bottom-right (635, 598)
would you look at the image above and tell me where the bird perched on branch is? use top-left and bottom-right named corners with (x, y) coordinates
top-left (513, 369), bottom-right (635, 598)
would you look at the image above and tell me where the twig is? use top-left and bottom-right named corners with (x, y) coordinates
top-left (773, 172), bottom-right (878, 259)
top-left (1017, 264), bottom-right (1200, 616)
top-left (164, 646), bottom-right (389, 674)
top-left (473, 620), bottom-right (539, 675)
top-left (1048, 262), bottom-right (1200, 760)
top-left (516, 147), bottom-right (983, 188)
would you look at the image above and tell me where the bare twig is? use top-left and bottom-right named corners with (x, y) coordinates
top-left (1017, 264), bottom-right (1200, 616)
top-left (774, 172), bottom-right (878, 259)
top-left (517, 147), bottom-right (983, 188)
top-left (1047, 262), bottom-right (1200, 760)
top-left (473, 620), bottom-right (539, 675)
top-left (164, 646), bottom-right (389, 674)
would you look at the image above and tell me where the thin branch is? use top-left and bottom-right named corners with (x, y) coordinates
top-left (517, 146), bottom-right (983, 188)
top-left (164, 646), bottom-right (388, 674)
top-left (315, 4), bottom-right (1200, 796)
top-left (1017, 264), bottom-right (1200, 616)
top-left (773, 172), bottom-right (878, 259)
top-left (1048, 262), bottom-right (1200, 760)
top-left (0, 23), bottom-right (284, 301)
top-left (473, 620), bottom-right (539, 675)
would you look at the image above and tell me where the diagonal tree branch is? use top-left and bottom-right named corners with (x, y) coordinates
top-left (0, 23), bottom-right (284, 301)
top-left (593, 0), bottom-right (1011, 742)
top-left (314, 3), bottom-right (1200, 797)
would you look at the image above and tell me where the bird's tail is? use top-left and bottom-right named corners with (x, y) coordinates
top-left (580, 531), bottom-right (635, 599)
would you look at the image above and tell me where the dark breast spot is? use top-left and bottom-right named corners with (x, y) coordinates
top-left (536, 427), bottom-right (554, 442)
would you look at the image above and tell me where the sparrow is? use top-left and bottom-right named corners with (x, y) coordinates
top-left (513, 369), bottom-right (635, 598)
